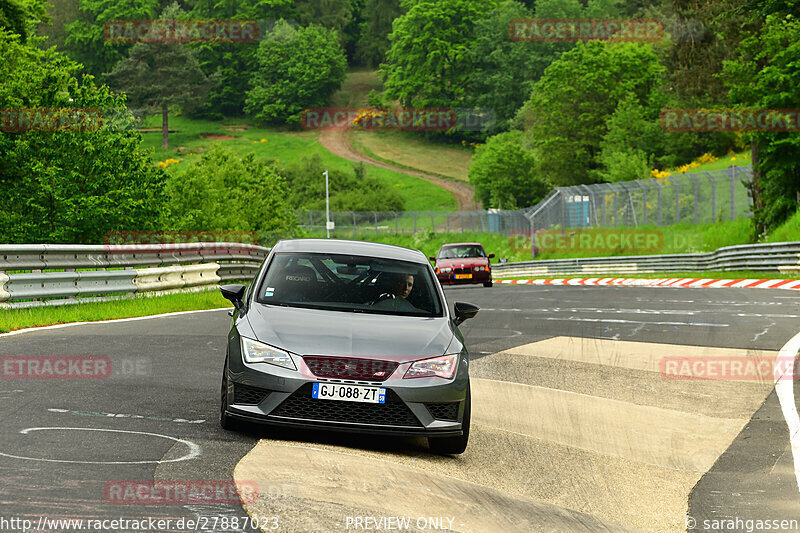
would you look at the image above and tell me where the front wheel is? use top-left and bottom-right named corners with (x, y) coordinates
top-left (428, 385), bottom-right (470, 455)
top-left (220, 368), bottom-right (241, 431)
top-left (483, 281), bottom-right (493, 287)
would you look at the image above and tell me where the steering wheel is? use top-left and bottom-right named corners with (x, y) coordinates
top-left (375, 292), bottom-right (395, 302)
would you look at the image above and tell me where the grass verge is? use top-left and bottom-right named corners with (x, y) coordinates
top-left (0, 290), bottom-right (230, 334)
top-left (498, 271), bottom-right (800, 280)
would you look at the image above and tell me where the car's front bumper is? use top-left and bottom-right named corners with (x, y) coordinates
top-left (224, 340), bottom-right (470, 437)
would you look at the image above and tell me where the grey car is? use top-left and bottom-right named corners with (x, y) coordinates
top-left (219, 239), bottom-right (479, 454)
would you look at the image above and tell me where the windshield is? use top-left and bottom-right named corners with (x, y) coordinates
top-left (439, 245), bottom-right (486, 259)
top-left (256, 252), bottom-right (443, 317)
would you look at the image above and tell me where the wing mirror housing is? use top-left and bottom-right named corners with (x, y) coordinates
top-left (220, 284), bottom-right (246, 312)
top-left (488, 253), bottom-right (495, 259)
top-left (453, 302), bottom-right (480, 326)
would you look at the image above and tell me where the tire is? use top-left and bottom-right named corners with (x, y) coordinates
top-left (483, 281), bottom-right (493, 287)
top-left (428, 385), bottom-right (470, 455)
top-left (220, 368), bottom-right (242, 432)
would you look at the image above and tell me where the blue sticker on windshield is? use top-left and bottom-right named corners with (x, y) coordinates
top-left (265, 291), bottom-right (274, 297)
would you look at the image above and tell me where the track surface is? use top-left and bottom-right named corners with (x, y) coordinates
top-left (1, 286), bottom-right (798, 532)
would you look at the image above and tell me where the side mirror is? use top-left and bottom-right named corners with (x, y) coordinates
top-left (453, 302), bottom-right (480, 326)
top-left (488, 253), bottom-right (495, 259)
top-left (220, 284), bottom-right (246, 312)
top-left (429, 256), bottom-right (436, 262)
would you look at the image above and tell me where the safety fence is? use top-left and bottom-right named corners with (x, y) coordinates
top-left (492, 241), bottom-right (800, 278)
top-left (297, 165), bottom-right (753, 237)
top-left (0, 243), bottom-right (270, 308)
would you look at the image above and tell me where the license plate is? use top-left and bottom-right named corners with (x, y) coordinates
top-left (455, 273), bottom-right (472, 280)
top-left (312, 383), bottom-right (386, 404)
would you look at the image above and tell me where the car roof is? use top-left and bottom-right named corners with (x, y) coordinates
top-left (439, 242), bottom-right (483, 247)
top-left (272, 239), bottom-right (429, 264)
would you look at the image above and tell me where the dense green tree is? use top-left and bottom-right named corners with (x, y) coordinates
top-left (245, 20), bottom-right (347, 125)
top-left (723, 12), bottom-right (800, 234)
top-left (381, 0), bottom-right (498, 109)
top-left (517, 41), bottom-right (666, 186)
top-left (0, 0), bottom-right (45, 42)
top-left (468, 131), bottom-right (550, 208)
top-left (187, 0), bottom-right (294, 116)
top-left (106, 4), bottom-right (212, 148)
top-left (355, 0), bottom-right (403, 67)
top-left (0, 30), bottom-right (166, 244)
top-left (165, 145), bottom-right (295, 239)
top-left (65, 0), bottom-right (160, 75)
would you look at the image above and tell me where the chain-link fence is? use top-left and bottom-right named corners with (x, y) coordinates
top-left (296, 165), bottom-right (753, 237)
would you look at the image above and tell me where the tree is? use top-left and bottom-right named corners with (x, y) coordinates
top-left (0, 29), bottom-right (166, 244)
top-left (106, 3), bottom-right (213, 148)
top-left (65, 0), bottom-right (160, 75)
top-left (165, 145), bottom-right (295, 240)
top-left (723, 12), bottom-right (800, 234)
top-left (468, 130), bottom-right (550, 208)
top-left (381, 0), bottom-right (498, 109)
top-left (355, 0), bottom-right (403, 67)
top-left (245, 21), bottom-right (347, 125)
top-left (0, 0), bottom-right (46, 43)
top-left (517, 41), bottom-right (666, 186)
top-left (188, 0), bottom-right (293, 116)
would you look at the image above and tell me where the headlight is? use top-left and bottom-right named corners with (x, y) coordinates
top-left (404, 354), bottom-right (458, 379)
top-left (241, 337), bottom-right (296, 370)
top-left (441, 267), bottom-right (452, 273)
top-left (474, 266), bottom-right (485, 271)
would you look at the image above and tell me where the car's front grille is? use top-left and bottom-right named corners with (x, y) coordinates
top-left (425, 402), bottom-right (460, 421)
top-left (271, 383), bottom-right (422, 427)
top-left (453, 267), bottom-right (472, 274)
top-left (303, 356), bottom-right (398, 382)
top-left (233, 383), bottom-right (271, 405)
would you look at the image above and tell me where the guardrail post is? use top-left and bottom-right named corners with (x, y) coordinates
top-left (413, 212), bottom-right (417, 234)
top-left (657, 184), bottom-right (662, 226)
top-left (373, 211), bottom-right (379, 235)
top-left (394, 211), bottom-right (398, 234)
top-left (675, 181), bottom-right (680, 224)
top-left (446, 212), bottom-right (450, 233)
top-left (352, 212), bottom-right (357, 237)
top-left (429, 210), bottom-right (434, 230)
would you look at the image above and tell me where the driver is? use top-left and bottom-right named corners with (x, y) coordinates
top-left (390, 273), bottom-right (414, 299)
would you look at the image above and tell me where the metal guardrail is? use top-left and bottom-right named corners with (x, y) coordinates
top-left (493, 241), bottom-right (800, 278)
top-left (0, 243), bottom-right (270, 308)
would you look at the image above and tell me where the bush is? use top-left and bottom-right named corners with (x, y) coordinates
top-left (468, 130), bottom-right (551, 209)
top-left (164, 145), bottom-right (295, 242)
top-left (279, 155), bottom-right (404, 212)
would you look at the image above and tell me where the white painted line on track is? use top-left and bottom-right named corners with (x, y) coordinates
top-left (0, 308), bottom-right (231, 338)
top-left (0, 427), bottom-right (200, 464)
top-left (774, 332), bottom-right (800, 492)
top-left (540, 317), bottom-right (729, 327)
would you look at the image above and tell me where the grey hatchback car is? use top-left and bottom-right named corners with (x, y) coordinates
top-left (219, 239), bottom-right (479, 454)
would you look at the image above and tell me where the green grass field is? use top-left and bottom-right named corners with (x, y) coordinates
top-left (351, 130), bottom-right (473, 181)
top-left (138, 115), bottom-right (457, 212)
top-left (0, 290), bottom-right (230, 334)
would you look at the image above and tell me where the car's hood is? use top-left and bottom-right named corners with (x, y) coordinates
top-left (246, 304), bottom-right (455, 361)
top-left (436, 257), bottom-right (489, 268)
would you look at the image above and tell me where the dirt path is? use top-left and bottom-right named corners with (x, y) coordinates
top-left (318, 129), bottom-right (478, 210)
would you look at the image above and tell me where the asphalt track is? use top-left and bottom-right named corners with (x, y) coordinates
top-left (1, 285), bottom-right (799, 532)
